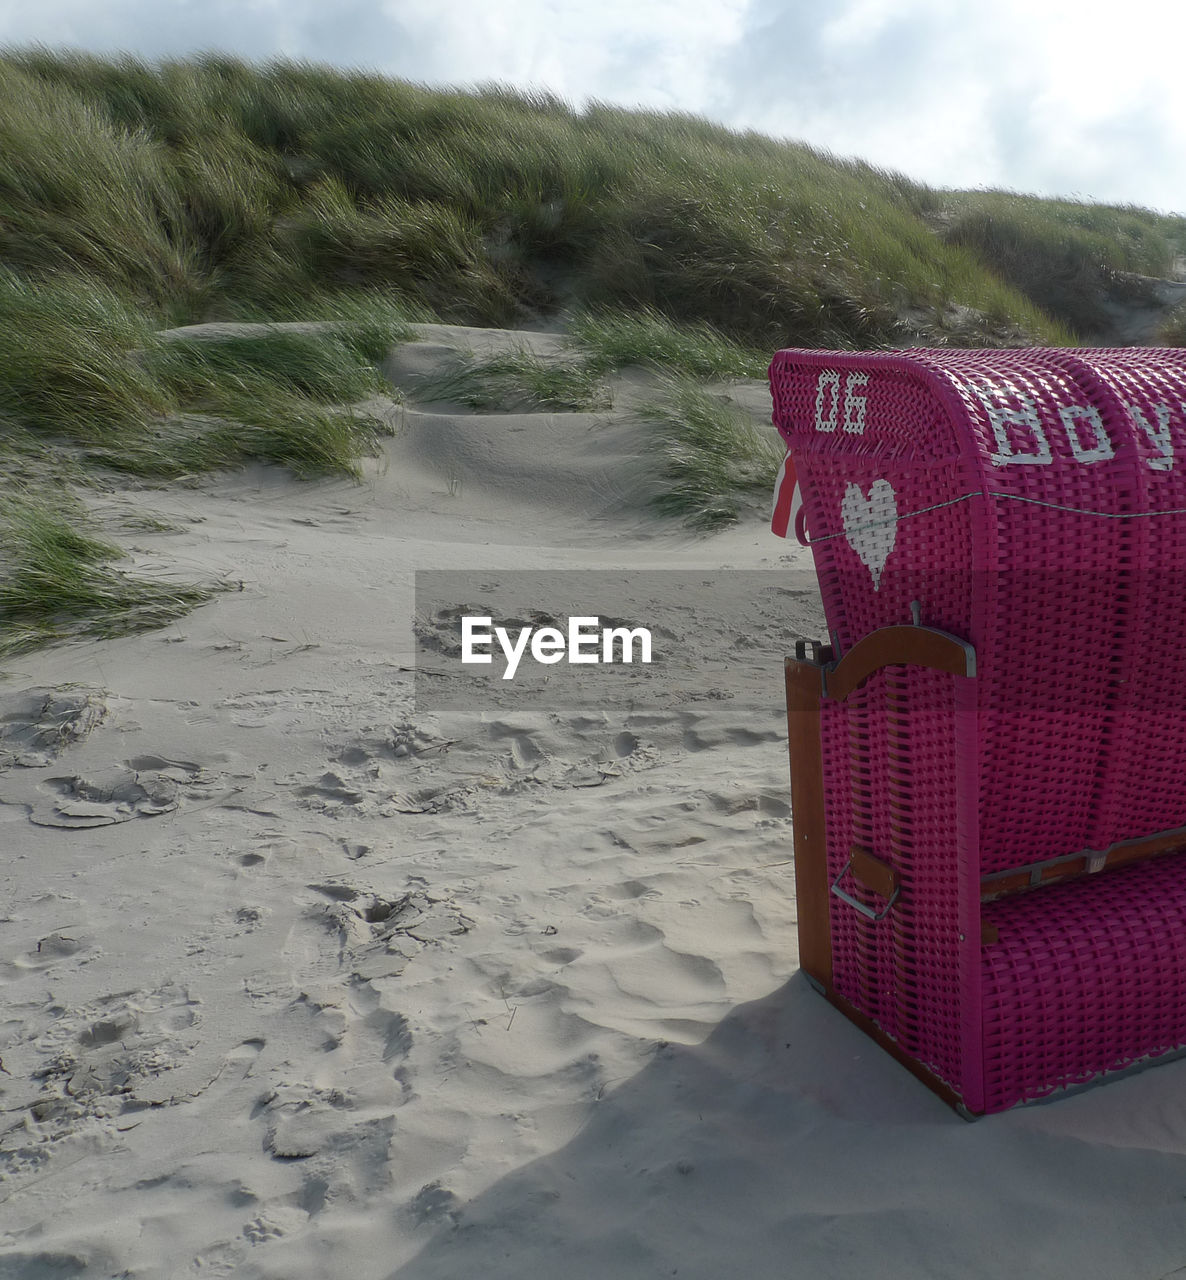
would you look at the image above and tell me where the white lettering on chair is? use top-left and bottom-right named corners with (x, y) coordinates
top-left (1059, 404), bottom-right (1114, 464)
top-left (976, 387), bottom-right (1053, 467)
top-left (802, 372), bottom-right (1186, 475)
top-left (843, 372), bottom-right (869, 434)
top-left (814, 369), bottom-right (840, 432)
top-left (1128, 401), bottom-right (1175, 471)
top-left (813, 370), bottom-right (868, 435)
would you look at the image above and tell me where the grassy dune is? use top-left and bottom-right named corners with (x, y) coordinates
top-left (1, 49), bottom-right (1184, 651)
top-left (6, 49), bottom-right (1184, 347)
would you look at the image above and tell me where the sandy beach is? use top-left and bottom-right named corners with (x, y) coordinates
top-left (3, 323), bottom-right (1186, 1280)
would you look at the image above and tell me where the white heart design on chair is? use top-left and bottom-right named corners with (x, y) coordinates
top-left (841, 479), bottom-right (898, 589)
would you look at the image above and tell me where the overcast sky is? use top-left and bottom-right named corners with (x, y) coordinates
top-left (1, 0), bottom-right (1182, 214)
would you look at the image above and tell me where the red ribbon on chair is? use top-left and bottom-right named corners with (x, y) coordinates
top-left (771, 450), bottom-right (809, 544)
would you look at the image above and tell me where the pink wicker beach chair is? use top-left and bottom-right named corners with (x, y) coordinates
top-left (772, 347), bottom-right (1186, 1116)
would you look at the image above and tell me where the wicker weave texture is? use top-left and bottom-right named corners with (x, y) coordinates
top-left (773, 347), bottom-right (1186, 1111)
top-left (824, 666), bottom-right (972, 1097)
top-left (770, 347), bottom-right (1186, 875)
top-left (981, 852), bottom-right (1186, 1111)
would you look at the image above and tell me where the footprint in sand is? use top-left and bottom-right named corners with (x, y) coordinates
top-left (259, 1082), bottom-right (398, 1163)
top-left (20, 754), bottom-right (213, 829)
top-left (261, 1083), bottom-right (354, 1159)
top-left (365, 1007), bottom-right (413, 1064)
top-left (0, 931), bottom-right (96, 985)
top-left (0, 686), bottom-right (107, 770)
top-left (409, 1180), bottom-right (461, 1227)
top-left (507, 732), bottom-right (546, 770)
top-left (283, 907), bottom-right (348, 987)
top-left (28, 767), bottom-right (181, 828)
top-left (134, 1035), bottom-right (264, 1108)
top-left (296, 771), bottom-right (367, 811)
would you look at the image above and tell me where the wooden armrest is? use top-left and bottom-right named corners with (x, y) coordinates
top-left (824, 625), bottom-right (975, 702)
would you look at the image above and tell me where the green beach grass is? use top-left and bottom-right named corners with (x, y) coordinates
top-left (569, 309), bottom-right (771, 381)
top-left (147, 329), bottom-right (390, 404)
top-left (411, 347), bottom-right (612, 412)
top-left (1, 49), bottom-right (1183, 651)
top-left (0, 271), bottom-right (397, 482)
top-left (638, 377), bottom-right (787, 530)
top-left (7, 49), bottom-right (1175, 346)
top-left (0, 493), bottom-right (219, 656)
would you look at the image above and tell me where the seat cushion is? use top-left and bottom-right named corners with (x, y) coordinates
top-left (981, 851), bottom-right (1186, 1112)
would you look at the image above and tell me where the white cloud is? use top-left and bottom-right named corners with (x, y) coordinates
top-left (366, 0), bottom-right (750, 112)
top-left (715, 0), bottom-right (1186, 210)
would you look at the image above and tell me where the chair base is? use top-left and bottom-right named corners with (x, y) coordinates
top-left (786, 633), bottom-right (1186, 1116)
top-left (803, 851), bottom-right (1186, 1117)
top-left (805, 976), bottom-right (977, 1117)
top-left (980, 850), bottom-right (1186, 1112)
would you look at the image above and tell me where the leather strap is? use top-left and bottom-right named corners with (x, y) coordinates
top-left (848, 845), bottom-right (899, 901)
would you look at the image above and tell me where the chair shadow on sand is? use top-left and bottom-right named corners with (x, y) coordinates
top-left (391, 971), bottom-right (1186, 1280)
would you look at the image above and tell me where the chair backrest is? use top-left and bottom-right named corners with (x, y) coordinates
top-left (770, 347), bottom-right (1186, 874)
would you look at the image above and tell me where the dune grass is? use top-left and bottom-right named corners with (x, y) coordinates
top-left (6, 49), bottom-right (1177, 346)
top-left (250, 289), bottom-right (428, 362)
top-left (0, 274), bottom-right (399, 651)
top-left (638, 378), bottom-right (786, 529)
top-left (410, 311), bottom-right (774, 413)
top-left (0, 271), bottom-right (169, 444)
top-left (0, 270), bottom-right (398, 481)
top-left (568, 309), bottom-right (771, 380)
top-left (80, 387), bottom-right (388, 482)
top-left (0, 493), bottom-right (218, 656)
top-left (940, 192), bottom-right (1177, 337)
top-left (563, 313), bottom-right (780, 527)
top-left (0, 61), bottom-right (203, 315)
top-left (147, 328), bottom-right (390, 404)
top-left (412, 348), bottom-right (612, 411)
